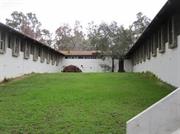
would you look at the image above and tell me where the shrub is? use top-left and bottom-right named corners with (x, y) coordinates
top-left (63, 65), bottom-right (82, 72)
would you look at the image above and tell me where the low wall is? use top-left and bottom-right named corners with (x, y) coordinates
top-left (61, 57), bottom-right (119, 72)
top-left (0, 48), bottom-right (61, 81)
top-left (127, 88), bottom-right (180, 134)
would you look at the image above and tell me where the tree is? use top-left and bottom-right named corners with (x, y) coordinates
top-left (6, 11), bottom-right (52, 46)
top-left (132, 12), bottom-right (151, 40)
top-left (6, 11), bottom-right (41, 39)
top-left (87, 21), bottom-right (99, 50)
top-left (87, 22), bottom-right (111, 52)
top-left (54, 21), bottom-right (90, 51)
top-left (88, 22), bottom-right (128, 72)
top-left (88, 22), bottom-right (114, 71)
top-left (39, 29), bottom-right (52, 46)
top-left (71, 21), bottom-right (86, 50)
top-left (108, 22), bottom-right (136, 72)
top-left (111, 26), bottom-right (135, 71)
top-left (54, 24), bottom-right (73, 50)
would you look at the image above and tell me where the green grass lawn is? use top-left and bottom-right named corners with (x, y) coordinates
top-left (0, 73), bottom-right (174, 134)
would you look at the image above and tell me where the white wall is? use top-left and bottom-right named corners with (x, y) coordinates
top-left (0, 48), bottom-right (120, 82)
top-left (0, 48), bottom-right (61, 81)
top-left (61, 57), bottom-right (119, 72)
top-left (131, 35), bottom-right (180, 87)
top-left (127, 88), bottom-right (180, 134)
top-left (124, 59), bottom-right (133, 72)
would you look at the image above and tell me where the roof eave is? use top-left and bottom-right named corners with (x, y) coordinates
top-left (125, 0), bottom-right (180, 58)
top-left (0, 22), bottom-right (64, 56)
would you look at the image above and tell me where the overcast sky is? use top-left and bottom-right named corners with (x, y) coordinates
top-left (0, 0), bottom-right (167, 33)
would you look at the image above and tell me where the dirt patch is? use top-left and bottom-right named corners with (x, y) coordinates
top-left (0, 74), bottom-right (32, 85)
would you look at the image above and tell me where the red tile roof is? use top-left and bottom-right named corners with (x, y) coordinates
top-left (60, 51), bottom-right (98, 56)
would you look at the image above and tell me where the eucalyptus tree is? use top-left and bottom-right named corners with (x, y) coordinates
top-left (132, 12), bottom-right (151, 40)
top-left (54, 24), bottom-right (73, 50)
top-left (54, 21), bottom-right (89, 50)
top-left (88, 21), bottom-right (131, 72)
top-left (6, 11), bottom-right (52, 46)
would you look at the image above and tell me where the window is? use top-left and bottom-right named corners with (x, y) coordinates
top-left (49, 53), bottom-right (52, 64)
top-left (135, 50), bottom-right (138, 65)
top-left (138, 49), bottom-right (141, 64)
top-left (0, 31), bottom-right (6, 54)
top-left (133, 51), bottom-right (136, 65)
top-left (146, 39), bottom-right (151, 60)
top-left (136, 50), bottom-right (139, 64)
top-left (142, 44), bottom-right (146, 62)
top-left (8, 34), bottom-right (11, 48)
top-left (44, 49), bottom-right (48, 63)
top-left (163, 22), bottom-right (168, 44)
top-left (135, 50), bottom-right (137, 64)
top-left (30, 44), bottom-right (34, 55)
top-left (159, 25), bottom-right (166, 53)
top-left (132, 53), bottom-right (135, 65)
top-left (168, 16), bottom-right (177, 48)
top-left (56, 55), bottom-right (60, 66)
top-left (24, 41), bottom-right (30, 59)
top-left (157, 30), bottom-right (161, 49)
top-left (136, 49), bottom-right (139, 64)
top-left (33, 45), bottom-right (38, 61)
top-left (152, 34), bottom-right (157, 57)
top-left (38, 46), bottom-right (41, 57)
top-left (141, 45), bottom-right (144, 62)
top-left (141, 46), bottom-right (144, 62)
top-left (140, 47), bottom-right (143, 63)
top-left (12, 37), bottom-right (20, 57)
top-left (20, 40), bottom-right (25, 52)
top-left (50, 53), bottom-right (54, 65)
top-left (46, 51), bottom-right (50, 64)
top-left (40, 47), bottom-right (45, 63)
top-left (52, 54), bottom-right (55, 65)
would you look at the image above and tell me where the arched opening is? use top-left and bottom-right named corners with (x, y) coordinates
top-left (63, 65), bottom-right (82, 72)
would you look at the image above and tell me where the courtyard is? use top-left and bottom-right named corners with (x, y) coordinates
top-left (0, 73), bottom-right (174, 134)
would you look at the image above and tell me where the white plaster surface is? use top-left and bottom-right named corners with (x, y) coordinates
top-left (124, 59), bottom-right (133, 72)
top-left (0, 48), bottom-right (120, 82)
top-left (126, 88), bottom-right (180, 134)
top-left (61, 57), bottom-right (119, 72)
top-left (0, 48), bottom-right (61, 81)
top-left (131, 35), bottom-right (180, 87)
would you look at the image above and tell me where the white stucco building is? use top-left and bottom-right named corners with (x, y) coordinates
top-left (0, 22), bottom-right (64, 82)
top-left (1, 0), bottom-right (180, 133)
top-left (60, 51), bottom-right (119, 72)
top-left (0, 22), bottom-right (119, 82)
top-left (125, 0), bottom-right (180, 133)
top-left (125, 0), bottom-right (180, 87)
